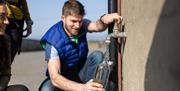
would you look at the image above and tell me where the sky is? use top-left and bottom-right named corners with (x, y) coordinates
top-left (27, 0), bottom-right (108, 41)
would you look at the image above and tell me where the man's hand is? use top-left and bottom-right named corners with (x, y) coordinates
top-left (81, 79), bottom-right (105, 91)
top-left (23, 25), bottom-right (32, 37)
top-left (101, 13), bottom-right (123, 25)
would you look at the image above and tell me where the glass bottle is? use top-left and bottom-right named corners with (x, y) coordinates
top-left (93, 59), bottom-right (113, 89)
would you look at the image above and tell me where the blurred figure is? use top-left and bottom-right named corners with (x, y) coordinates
top-left (0, 1), bottom-right (29, 91)
top-left (5, 0), bottom-right (33, 62)
top-left (39, 0), bottom-right (122, 91)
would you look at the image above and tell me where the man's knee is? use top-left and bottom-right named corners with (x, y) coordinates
top-left (90, 50), bottom-right (104, 64)
top-left (39, 78), bottom-right (60, 91)
top-left (39, 83), bottom-right (53, 91)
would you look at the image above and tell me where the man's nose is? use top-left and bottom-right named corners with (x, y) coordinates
top-left (75, 22), bottom-right (80, 28)
top-left (3, 17), bottom-right (9, 25)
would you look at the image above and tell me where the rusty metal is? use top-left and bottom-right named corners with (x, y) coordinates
top-left (108, 0), bottom-right (126, 91)
top-left (117, 0), bottom-right (122, 90)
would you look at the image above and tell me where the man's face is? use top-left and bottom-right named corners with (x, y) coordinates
top-left (61, 14), bottom-right (83, 36)
top-left (0, 4), bottom-right (9, 32)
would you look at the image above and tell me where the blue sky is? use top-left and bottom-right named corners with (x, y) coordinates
top-left (27, 0), bottom-right (108, 40)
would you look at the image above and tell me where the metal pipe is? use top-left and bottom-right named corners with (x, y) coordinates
top-left (108, 0), bottom-right (117, 33)
top-left (108, 0), bottom-right (118, 91)
top-left (117, 0), bottom-right (122, 91)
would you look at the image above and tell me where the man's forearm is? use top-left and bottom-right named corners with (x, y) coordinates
top-left (96, 19), bottom-right (108, 31)
top-left (51, 74), bottom-right (84, 91)
top-left (88, 15), bottom-right (108, 32)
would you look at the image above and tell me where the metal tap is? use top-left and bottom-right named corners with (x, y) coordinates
top-left (105, 23), bottom-right (127, 43)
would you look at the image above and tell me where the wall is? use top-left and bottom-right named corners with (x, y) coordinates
top-left (21, 39), bottom-right (43, 52)
top-left (122, 0), bottom-right (180, 91)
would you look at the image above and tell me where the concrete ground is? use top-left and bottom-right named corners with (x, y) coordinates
top-left (8, 45), bottom-right (106, 91)
top-left (9, 51), bottom-right (46, 91)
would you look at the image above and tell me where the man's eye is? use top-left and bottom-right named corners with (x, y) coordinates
top-left (0, 13), bottom-right (5, 20)
top-left (72, 20), bottom-right (76, 23)
top-left (0, 13), bottom-right (5, 16)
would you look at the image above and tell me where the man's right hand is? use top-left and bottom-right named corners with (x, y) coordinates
top-left (81, 79), bottom-right (105, 91)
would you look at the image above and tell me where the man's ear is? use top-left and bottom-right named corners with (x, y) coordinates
top-left (61, 15), bottom-right (65, 22)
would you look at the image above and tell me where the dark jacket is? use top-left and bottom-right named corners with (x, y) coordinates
top-left (0, 35), bottom-right (11, 91)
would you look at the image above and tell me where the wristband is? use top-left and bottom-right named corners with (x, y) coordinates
top-left (100, 14), bottom-right (106, 25)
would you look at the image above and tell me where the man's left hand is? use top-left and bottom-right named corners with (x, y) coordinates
top-left (23, 26), bottom-right (32, 37)
top-left (101, 13), bottom-right (123, 25)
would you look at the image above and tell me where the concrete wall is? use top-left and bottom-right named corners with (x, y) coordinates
top-left (121, 0), bottom-right (180, 91)
top-left (20, 39), bottom-right (106, 52)
top-left (21, 39), bottom-right (43, 52)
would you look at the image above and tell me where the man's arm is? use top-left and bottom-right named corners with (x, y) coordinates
top-left (87, 13), bottom-right (122, 32)
top-left (48, 59), bottom-right (104, 91)
top-left (48, 59), bottom-right (82, 90)
top-left (46, 44), bottom-right (104, 91)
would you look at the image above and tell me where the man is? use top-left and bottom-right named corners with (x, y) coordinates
top-left (39, 0), bottom-right (122, 91)
top-left (5, 0), bottom-right (33, 62)
top-left (0, 1), bottom-right (29, 91)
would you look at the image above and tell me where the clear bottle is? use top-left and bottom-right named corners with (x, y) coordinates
top-left (93, 60), bottom-right (113, 89)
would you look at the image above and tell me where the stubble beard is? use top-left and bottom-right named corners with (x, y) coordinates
top-left (64, 24), bottom-right (78, 37)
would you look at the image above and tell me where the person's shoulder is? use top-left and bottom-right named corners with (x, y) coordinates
top-left (83, 18), bottom-right (91, 24)
top-left (82, 19), bottom-right (91, 28)
top-left (53, 21), bottom-right (62, 27)
top-left (48, 21), bottom-right (63, 30)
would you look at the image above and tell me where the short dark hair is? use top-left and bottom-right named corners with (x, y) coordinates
top-left (0, 0), bottom-right (5, 4)
top-left (62, 0), bottom-right (85, 16)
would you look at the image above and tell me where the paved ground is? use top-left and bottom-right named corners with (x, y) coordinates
top-left (9, 51), bottom-right (46, 91)
top-left (8, 47), bottom-right (106, 91)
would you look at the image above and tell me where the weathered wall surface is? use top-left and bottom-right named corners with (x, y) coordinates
top-left (122, 0), bottom-right (180, 91)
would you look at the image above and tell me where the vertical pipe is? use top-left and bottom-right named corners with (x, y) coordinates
top-left (108, 0), bottom-right (117, 34)
top-left (117, 0), bottom-right (122, 91)
top-left (108, 0), bottom-right (123, 91)
top-left (108, 0), bottom-right (118, 91)
top-left (117, 0), bottom-right (121, 15)
top-left (117, 0), bottom-right (123, 91)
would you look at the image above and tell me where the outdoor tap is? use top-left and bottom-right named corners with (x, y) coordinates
top-left (105, 23), bottom-right (127, 43)
top-left (93, 22), bottom-right (127, 89)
